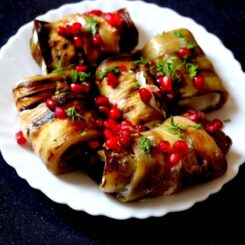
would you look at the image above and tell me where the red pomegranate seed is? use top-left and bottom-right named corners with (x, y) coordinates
top-left (104, 13), bottom-right (123, 27)
top-left (169, 152), bottom-right (181, 165)
top-left (96, 119), bottom-right (105, 127)
top-left (88, 140), bottom-right (100, 149)
top-left (166, 90), bottom-right (175, 101)
top-left (55, 107), bottom-right (66, 119)
top-left (158, 75), bottom-right (172, 92)
top-left (70, 83), bottom-right (90, 93)
top-left (71, 22), bottom-right (82, 36)
top-left (146, 60), bottom-right (156, 68)
top-left (173, 140), bottom-right (189, 154)
top-left (15, 131), bottom-right (27, 145)
top-left (139, 88), bottom-right (152, 104)
top-left (135, 125), bottom-right (146, 132)
top-left (73, 36), bottom-right (83, 48)
top-left (193, 75), bottom-right (204, 90)
top-left (184, 110), bottom-right (204, 123)
top-left (119, 130), bottom-right (132, 147)
top-left (46, 98), bottom-right (57, 111)
top-left (92, 33), bottom-right (103, 46)
top-left (105, 137), bottom-right (120, 150)
top-left (95, 96), bottom-right (110, 106)
top-left (104, 129), bottom-right (115, 139)
top-left (104, 119), bottom-right (120, 131)
top-left (64, 24), bottom-right (72, 36)
top-left (109, 105), bottom-right (121, 120)
top-left (178, 47), bottom-right (191, 59)
top-left (118, 65), bottom-right (128, 72)
top-left (120, 120), bottom-right (134, 131)
top-left (57, 26), bottom-right (66, 36)
top-left (159, 140), bottom-right (170, 153)
top-left (98, 106), bottom-right (110, 116)
top-left (84, 9), bottom-right (103, 16)
top-left (75, 65), bottom-right (88, 72)
top-left (205, 119), bottom-right (223, 133)
top-left (106, 71), bottom-right (119, 88)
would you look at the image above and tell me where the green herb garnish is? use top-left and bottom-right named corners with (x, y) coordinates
top-left (70, 70), bottom-right (91, 83)
top-left (98, 66), bottom-right (120, 80)
top-left (53, 58), bottom-right (64, 75)
top-left (155, 60), bottom-right (177, 78)
top-left (173, 30), bottom-right (185, 38)
top-left (66, 106), bottom-right (84, 121)
top-left (187, 43), bottom-right (196, 50)
top-left (168, 115), bottom-right (186, 139)
top-left (186, 62), bottom-right (198, 80)
top-left (223, 118), bottom-right (231, 123)
top-left (139, 136), bottom-right (154, 154)
top-left (133, 57), bottom-right (150, 66)
top-left (85, 16), bottom-right (98, 35)
top-left (133, 83), bottom-right (140, 89)
top-left (189, 123), bottom-right (202, 129)
top-left (80, 131), bottom-right (88, 137)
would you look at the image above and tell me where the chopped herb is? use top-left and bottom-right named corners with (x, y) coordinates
top-left (189, 123), bottom-right (202, 129)
top-left (70, 70), bottom-right (91, 83)
top-left (133, 57), bottom-right (150, 66)
top-left (186, 62), bottom-right (198, 80)
top-left (223, 118), bottom-right (231, 123)
top-left (98, 66), bottom-right (120, 80)
top-left (65, 106), bottom-right (84, 121)
top-left (80, 131), bottom-right (88, 137)
top-left (173, 30), bottom-right (185, 38)
top-left (85, 16), bottom-right (98, 35)
top-left (139, 136), bottom-right (154, 154)
top-left (56, 81), bottom-right (69, 94)
top-left (187, 43), bottom-right (196, 50)
top-left (53, 58), bottom-right (64, 75)
top-left (133, 83), bottom-right (140, 89)
top-left (155, 60), bottom-right (177, 78)
top-left (168, 115), bottom-right (186, 139)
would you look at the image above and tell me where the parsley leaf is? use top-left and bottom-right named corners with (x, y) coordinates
top-left (155, 60), bottom-right (177, 78)
top-left (65, 106), bottom-right (84, 121)
top-left (70, 70), bottom-right (91, 83)
top-left (53, 58), bottom-right (64, 75)
top-left (189, 124), bottom-right (202, 129)
top-left (85, 16), bottom-right (98, 35)
top-left (139, 136), bottom-right (154, 154)
top-left (223, 118), bottom-right (231, 123)
top-left (80, 131), bottom-right (88, 137)
top-left (133, 57), bottom-right (150, 66)
top-left (98, 66), bottom-right (120, 80)
top-left (186, 62), bottom-right (198, 80)
top-left (173, 30), bottom-right (185, 38)
top-left (133, 83), bottom-right (140, 89)
top-left (168, 115), bottom-right (186, 139)
top-left (187, 43), bottom-right (196, 50)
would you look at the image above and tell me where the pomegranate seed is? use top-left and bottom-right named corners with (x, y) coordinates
top-left (58, 81), bottom-right (69, 90)
top-left (109, 105), bottom-right (121, 120)
top-left (55, 107), bottom-right (66, 119)
top-left (64, 24), bottom-right (72, 36)
top-left (159, 140), bottom-right (170, 153)
top-left (118, 130), bottom-right (132, 147)
top-left (139, 88), bottom-right (152, 104)
top-left (96, 119), bottom-right (105, 127)
top-left (146, 60), bottom-right (155, 68)
top-left (121, 120), bottom-right (134, 131)
top-left (73, 36), bottom-right (83, 48)
top-left (104, 119), bottom-right (120, 131)
top-left (178, 47), bottom-right (191, 59)
top-left (135, 125), bottom-right (146, 132)
top-left (169, 152), bottom-right (181, 165)
top-left (104, 13), bottom-right (123, 27)
top-left (16, 131), bottom-right (27, 145)
top-left (184, 110), bottom-right (204, 123)
top-left (75, 65), bottom-right (88, 72)
top-left (70, 83), bottom-right (90, 93)
top-left (105, 137), bottom-right (120, 150)
top-left (205, 119), bottom-right (223, 133)
top-left (173, 140), bottom-right (189, 154)
top-left (104, 129), bottom-right (115, 139)
top-left (57, 26), bottom-right (66, 36)
top-left (166, 90), bottom-right (175, 101)
top-left (193, 75), bottom-right (204, 90)
top-left (98, 106), bottom-right (110, 116)
top-left (95, 96), bottom-right (110, 106)
top-left (157, 75), bottom-right (172, 92)
top-left (106, 71), bottom-right (119, 88)
top-left (118, 65), bottom-right (128, 72)
top-left (84, 9), bottom-right (103, 16)
top-left (92, 33), bottom-right (103, 46)
top-left (46, 98), bottom-right (57, 111)
top-left (88, 140), bottom-right (100, 149)
top-left (71, 22), bottom-right (82, 36)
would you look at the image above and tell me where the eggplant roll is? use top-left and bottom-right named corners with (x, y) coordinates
top-left (100, 116), bottom-right (229, 202)
top-left (13, 71), bottom-right (102, 174)
top-left (140, 28), bottom-right (228, 112)
top-left (31, 9), bottom-right (138, 73)
top-left (96, 55), bottom-right (166, 127)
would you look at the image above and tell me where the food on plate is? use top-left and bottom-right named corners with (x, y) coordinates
top-left (140, 28), bottom-right (228, 112)
top-left (31, 9), bottom-right (138, 73)
top-left (12, 8), bottom-right (232, 202)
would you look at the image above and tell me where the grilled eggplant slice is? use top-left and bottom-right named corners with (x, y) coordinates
top-left (31, 9), bottom-right (138, 73)
top-left (96, 55), bottom-right (166, 127)
top-left (140, 28), bottom-right (228, 112)
top-left (100, 116), bottom-right (229, 202)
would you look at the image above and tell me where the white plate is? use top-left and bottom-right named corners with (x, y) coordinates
top-left (0, 0), bottom-right (245, 220)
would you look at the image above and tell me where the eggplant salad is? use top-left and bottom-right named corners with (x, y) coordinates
top-left (13, 9), bottom-right (232, 202)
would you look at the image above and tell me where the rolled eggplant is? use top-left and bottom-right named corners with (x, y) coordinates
top-left (140, 28), bottom-right (228, 112)
top-left (100, 116), bottom-right (230, 202)
top-left (96, 55), bottom-right (166, 127)
top-left (31, 9), bottom-right (138, 73)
